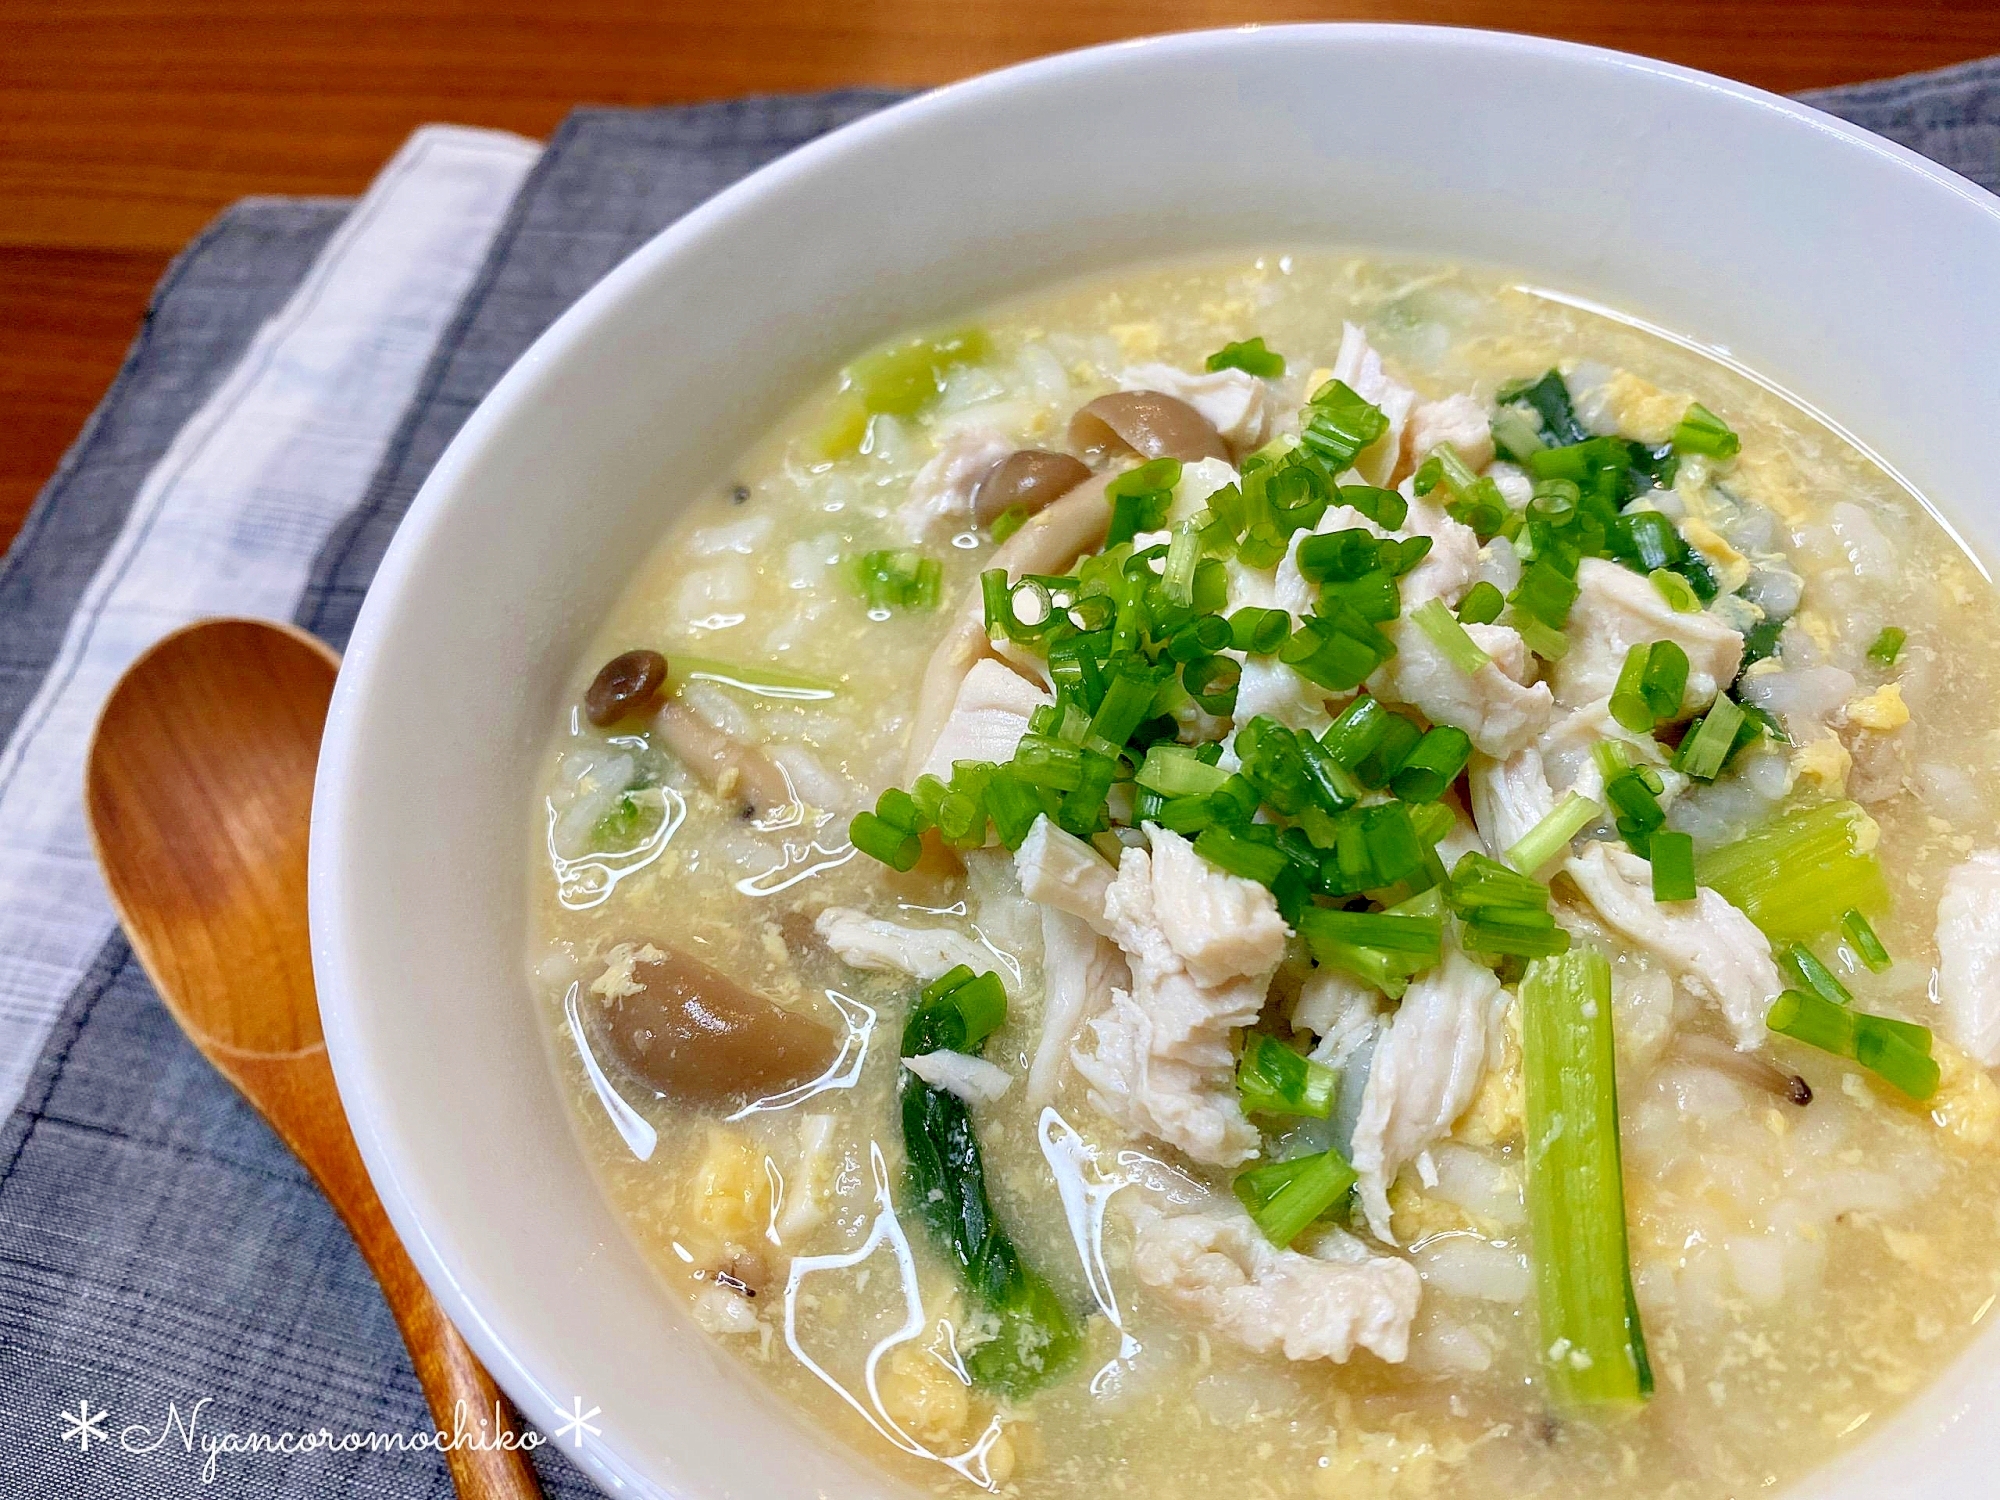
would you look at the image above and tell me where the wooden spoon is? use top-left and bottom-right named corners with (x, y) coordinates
top-left (85, 618), bottom-right (544, 1499)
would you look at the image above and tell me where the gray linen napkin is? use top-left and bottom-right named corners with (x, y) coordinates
top-left (0, 65), bottom-right (1992, 1498)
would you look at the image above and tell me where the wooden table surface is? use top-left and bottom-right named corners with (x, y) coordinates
top-left (5, 1), bottom-right (1998, 555)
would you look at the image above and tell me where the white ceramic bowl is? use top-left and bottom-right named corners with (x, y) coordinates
top-left (310, 24), bottom-right (2000, 1499)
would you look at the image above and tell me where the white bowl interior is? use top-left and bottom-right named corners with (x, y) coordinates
top-left (311, 25), bottom-right (2000, 1499)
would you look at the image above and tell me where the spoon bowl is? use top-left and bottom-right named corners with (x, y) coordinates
top-left (85, 617), bottom-right (543, 1500)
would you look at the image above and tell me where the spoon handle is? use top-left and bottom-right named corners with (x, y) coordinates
top-left (241, 1049), bottom-right (547, 1498)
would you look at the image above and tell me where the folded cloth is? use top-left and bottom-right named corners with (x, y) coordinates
top-left (0, 66), bottom-right (1991, 1497)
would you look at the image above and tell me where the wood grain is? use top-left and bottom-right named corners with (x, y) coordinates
top-left (85, 619), bottom-right (544, 1499)
top-left (4, 0), bottom-right (1999, 552)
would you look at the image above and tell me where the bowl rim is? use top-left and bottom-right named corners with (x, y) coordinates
top-left (309, 23), bottom-right (2000, 1498)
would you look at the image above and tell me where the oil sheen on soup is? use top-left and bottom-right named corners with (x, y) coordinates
top-left (530, 253), bottom-right (2000, 1500)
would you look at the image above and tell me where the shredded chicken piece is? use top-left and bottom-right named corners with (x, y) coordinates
top-left (1014, 816), bottom-right (1117, 936)
top-left (1071, 828), bottom-right (1287, 1166)
top-left (1936, 849), bottom-right (2000, 1067)
top-left (917, 658), bottom-right (1051, 782)
top-left (1563, 841), bottom-right (1779, 1049)
top-left (896, 427), bottom-right (1012, 543)
top-left (1400, 392), bottom-right (1496, 477)
top-left (1292, 966), bottom-right (1383, 1066)
top-left (1371, 616), bottom-right (1552, 758)
top-left (1028, 905), bottom-right (1129, 1109)
top-left (1128, 1197), bottom-right (1421, 1363)
top-left (1551, 558), bottom-right (1744, 716)
top-left (904, 1050), bottom-right (1014, 1105)
top-left (1468, 746), bottom-right (1556, 866)
top-left (1350, 949), bottom-right (1507, 1243)
top-left (813, 907), bottom-right (1010, 990)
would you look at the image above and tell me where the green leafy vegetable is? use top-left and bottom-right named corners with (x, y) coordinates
top-left (1867, 626), bottom-right (1906, 668)
top-left (1520, 947), bottom-right (1654, 1408)
top-left (1694, 799), bottom-right (1889, 943)
top-left (899, 969), bottom-right (1081, 1396)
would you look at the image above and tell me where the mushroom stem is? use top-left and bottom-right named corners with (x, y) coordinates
top-left (654, 699), bottom-right (795, 820)
top-left (1671, 1032), bottom-right (1813, 1105)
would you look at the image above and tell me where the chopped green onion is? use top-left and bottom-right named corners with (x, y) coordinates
top-left (1136, 744), bottom-right (1229, 799)
top-left (1181, 653), bottom-right (1241, 716)
top-left (1323, 695), bottom-right (1392, 770)
top-left (855, 549), bottom-right (943, 613)
top-left (989, 504), bottom-right (1030, 543)
top-left (1491, 405), bottom-right (1548, 462)
top-left (1297, 528), bottom-right (1384, 583)
top-left (1609, 645), bottom-right (1656, 734)
top-left (1514, 612), bottom-right (1572, 663)
top-left (1766, 989), bottom-right (1939, 1101)
top-left (1300, 380), bottom-right (1390, 471)
top-left (1105, 458), bottom-right (1183, 547)
top-left (1672, 402), bottom-right (1740, 460)
top-left (1166, 612), bottom-right (1234, 662)
top-left (1317, 569), bottom-right (1401, 624)
top-left (1457, 580), bottom-right (1505, 626)
top-left (1695, 799), bottom-right (1889, 943)
top-left (1843, 908), bottom-right (1892, 972)
top-left (1297, 735), bottom-right (1362, 814)
top-left (1648, 830), bottom-right (1696, 902)
top-left (1649, 568), bottom-right (1701, 613)
top-left (1642, 641), bottom-right (1689, 721)
top-left (1780, 941), bottom-right (1853, 1007)
top-left (1867, 626), bottom-right (1906, 668)
top-left (1280, 610), bottom-right (1394, 694)
top-left (1390, 725), bottom-right (1473, 803)
top-left (1339, 484), bottom-right (1408, 531)
top-left (1512, 556), bottom-right (1581, 631)
top-left (1296, 903), bottom-right (1443, 997)
top-left (1602, 763), bottom-right (1666, 856)
top-left (849, 810), bottom-right (921, 871)
top-left (1194, 824), bottom-right (1292, 887)
top-left (1087, 666), bottom-right (1159, 751)
top-left (1162, 523), bottom-right (1204, 607)
top-left (1352, 711), bottom-right (1423, 791)
top-left (874, 785), bottom-right (927, 835)
top-left (1206, 336), bottom-right (1285, 378)
top-left (1237, 1033), bottom-right (1337, 1119)
top-left (1520, 948), bottom-right (1653, 1407)
top-left (1675, 697), bottom-right (1745, 781)
top-left (985, 769), bottom-right (1047, 850)
top-left (908, 965), bottom-right (1009, 1052)
top-left (1011, 733), bottom-right (1086, 792)
top-left (1234, 717), bottom-right (1315, 816)
top-left (1506, 792), bottom-right (1604, 876)
top-left (1416, 446), bottom-right (1509, 539)
top-left (1233, 1148), bottom-right (1357, 1248)
top-left (1229, 606), bottom-right (1292, 655)
top-left (1322, 803), bottom-right (1430, 896)
top-left (1056, 749), bottom-right (1117, 837)
top-left (1410, 598), bottom-right (1492, 677)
